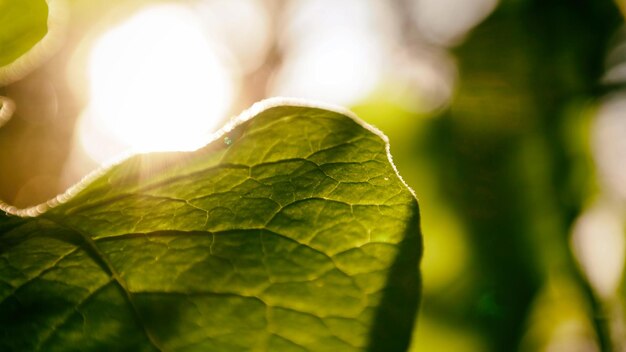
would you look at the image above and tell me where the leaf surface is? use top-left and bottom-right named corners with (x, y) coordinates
top-left (0, 100), bottom-right (421, 351)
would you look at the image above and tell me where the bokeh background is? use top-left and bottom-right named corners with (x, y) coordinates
top-left (1, 0), bottom-right (626, 350)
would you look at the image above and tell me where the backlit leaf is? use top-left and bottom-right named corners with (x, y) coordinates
top-left (0, 100), bottom-right (421, 351)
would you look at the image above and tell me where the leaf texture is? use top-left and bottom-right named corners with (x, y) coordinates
top-left (0, 100), bottom-right (422, 351)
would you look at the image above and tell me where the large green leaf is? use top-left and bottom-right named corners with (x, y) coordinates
top-left (0, 0), bottom-right (48, 68)
top-left (0, 100), bottom-right (421, 351)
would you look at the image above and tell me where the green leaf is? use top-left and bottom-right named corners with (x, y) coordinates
top-left (0, 100), bottom-right (421, 351)
top-left (0, 0), bottom-right (48, 68)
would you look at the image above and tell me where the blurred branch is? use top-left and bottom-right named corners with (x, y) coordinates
top-left (393, 0), bottom-right (421, 49)
top-left (232, 0), bottom-right (284, 114)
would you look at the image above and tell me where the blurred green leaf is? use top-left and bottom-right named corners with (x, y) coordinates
top-left (0, 0), bottom-right (48, 67)
top-left (401, 0), bottom-right (622, 350)
top-left (0, 102), bottom-right (421, 351)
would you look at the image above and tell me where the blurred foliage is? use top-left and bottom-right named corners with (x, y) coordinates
top-left (0, 0), bottom-right (47, 67)
top-left (356, 0), bottom-right (623, 351)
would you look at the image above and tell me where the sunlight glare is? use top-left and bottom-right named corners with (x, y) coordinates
top-left (412, 0), bottom-right (498, 46)
top-left (272, 30), bottom-right (383, 105)
top-left (272, 0), bottom-right (386, 106)
top-left (571, 201), bottom-right (625, 298)
top-left (593, 93), bottom-right (626, 199)
top-left (82, 4), bottom-right (233, 162)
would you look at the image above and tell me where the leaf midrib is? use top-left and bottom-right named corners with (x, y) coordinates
top-left (41, 214), bottom-right (165, 352)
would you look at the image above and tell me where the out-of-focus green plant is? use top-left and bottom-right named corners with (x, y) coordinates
top-left (0, 0), bottom-right (48, 84)
top-left (354, 0), bottom-right (623, 351)
top-left (0, 0), bottom-right (49, 129)
top-left (0, 0), bottom-right (47, 67)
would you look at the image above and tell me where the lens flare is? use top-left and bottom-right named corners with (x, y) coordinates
top-left (80, 3), bottom-right (234, 163)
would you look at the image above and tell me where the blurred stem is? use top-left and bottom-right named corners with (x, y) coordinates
top-left (231, 0), bottom-right (284, 114)
top-left (526, 0), bottom-right (621, 349)
top-left (575, 259), bottom-right (612, 350)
